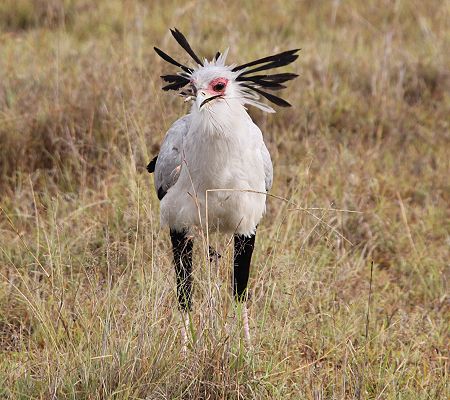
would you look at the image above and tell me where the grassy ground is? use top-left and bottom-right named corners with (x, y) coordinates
top-left (0, 0), bottom-right (449, 398)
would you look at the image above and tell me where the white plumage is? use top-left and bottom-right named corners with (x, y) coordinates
top-left (156, 90), bottom-right (272, 236)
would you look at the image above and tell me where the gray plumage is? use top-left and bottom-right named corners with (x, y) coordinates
top-left (261, 141), bottom-right (273, 192)
top-left (154, 115), bottom-right (190, 199)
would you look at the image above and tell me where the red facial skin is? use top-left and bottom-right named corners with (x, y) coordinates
top-left (206, 77), bottom-right (228, 95)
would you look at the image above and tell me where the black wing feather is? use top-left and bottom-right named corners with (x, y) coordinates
top-left (147, 155), bottom-right (158, 173)
top-left (157, 187), bottom-right (167, 200)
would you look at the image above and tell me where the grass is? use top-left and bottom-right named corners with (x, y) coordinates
top-left (0, 0), bottom-right (449, 398)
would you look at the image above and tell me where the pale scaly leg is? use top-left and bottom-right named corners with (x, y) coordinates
top-left (242, 302), bottom-right (251, 347)
top-left (180, 312), bottom-right (189, 354)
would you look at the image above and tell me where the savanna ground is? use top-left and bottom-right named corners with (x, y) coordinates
top-left (0, 0), bottom-right (449, 398)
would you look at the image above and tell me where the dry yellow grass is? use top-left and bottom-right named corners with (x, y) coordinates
top-left (0, 0), bottom-right (449, 398)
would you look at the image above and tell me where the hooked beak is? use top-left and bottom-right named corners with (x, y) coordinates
top-left (196, 91), bottom-right (223, 109)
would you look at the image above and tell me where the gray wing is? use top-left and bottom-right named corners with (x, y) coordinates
top-left (261, 142), bottom-right (273, 192)
top-left (153, 114), bottom-right (191, 200)
top-left (248, 120), bottom-right (273, 192)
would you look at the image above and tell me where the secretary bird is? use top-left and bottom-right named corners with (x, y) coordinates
top-left (147, 28), bottom-right (299, 348)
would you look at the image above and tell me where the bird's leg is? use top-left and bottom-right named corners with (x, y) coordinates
top-left (170, 229), bottom-right (194, 352)
top-left (233, 231), bottom-right (256, 347)
top-left (180, 312), bottom-right (189, 355)
top-left (242, 302), bottom-right (250, 345)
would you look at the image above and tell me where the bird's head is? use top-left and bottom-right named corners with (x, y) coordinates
top-left (187, 62), bottom-right (240, 112)
top-left (155, 29), bottom-right (300, 114)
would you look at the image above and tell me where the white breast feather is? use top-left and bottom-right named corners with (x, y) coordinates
top-left (159, 100), bottom-right (271, 236)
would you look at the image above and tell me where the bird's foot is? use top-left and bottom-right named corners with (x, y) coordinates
top-left (208, 246), bottom-right (222, 263)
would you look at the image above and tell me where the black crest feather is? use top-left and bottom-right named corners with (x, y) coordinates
top-left (239, 54), bottom-right (299, 76)
top-left (242, 84), bottom-right (292, 107)
top-left (170, 28), bottom-right (203, 66)
top-left (237, 72), bottom-right (298, 84)
top-left (154, 47), bottom-right (192, 74)
top-left (154, 28), bottom-right (299, 108)
top-left (238, 77), bottom-right (286, 90)
top-left (162, 78), bottom-right (190, 91)
top-left (233, 49), bottom-right (300, 72)
top-left (161, 74), bottom-right (185, 83)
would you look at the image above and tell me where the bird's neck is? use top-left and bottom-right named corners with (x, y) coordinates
top-left (190, 99), bottom-right (250, 139)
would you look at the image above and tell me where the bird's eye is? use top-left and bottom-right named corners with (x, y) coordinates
top-left (213, 82), bottom-right (225, 91)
